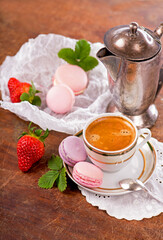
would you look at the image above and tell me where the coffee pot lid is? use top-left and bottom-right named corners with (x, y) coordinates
top-left (104, 22), bottom-right (161, 61)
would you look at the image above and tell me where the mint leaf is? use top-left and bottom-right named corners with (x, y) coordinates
top-left (57, 167), bottom-right (67, 192)
top-left (38, 155), bottom-right (67, 192)
top-left (75, 39), bottom-right (90, 60)
top-left (20, 92), bottom-right (29, 101)
top-left (38, 170), bottom-right (59, 189)
top-left (58, 48), bottom-right (78, 65)
top-left (78, 56), bottom-right (98, 71)
top-left (58, 39), bottom-right (98, 72)
top-left (48, 155), bottom-right (63, 171)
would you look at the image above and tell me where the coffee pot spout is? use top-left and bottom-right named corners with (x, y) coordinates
top-left (96, 47), bottom-right (122, 81)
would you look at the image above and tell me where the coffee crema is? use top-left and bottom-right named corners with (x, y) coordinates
top-left (85, 116), bottom-right (136, 151)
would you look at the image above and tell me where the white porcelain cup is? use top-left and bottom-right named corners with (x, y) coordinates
top-left (83, 113), bottom-right (151, 172)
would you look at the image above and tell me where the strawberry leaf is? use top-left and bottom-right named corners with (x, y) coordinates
top-left (20, 92), bottom-right (30, 102)
top-left (31, 81), bottom-right (36, 93)
top-left (38, 170), bottom-right (59, 189)
top-left (29, 127), bottom-right (37, 135)
top-left (40, 129), bottom-right (49, 141)
top-left (48, 155), bottom-right (63, 171)
top-left (20, 81), bottom-right (42, 106)
top-left (28, 122), bottom-right (32, 131)
top-left (31, 127), bottom-right (37, 131)
top-left (27, 122), bottom-right (49, 144)
top-left (28, 86), bottom-right (34, 96)
top-left (34, 129), bottom-right (43, 136)
top-left (32, 96), bottom-right (41, 106)
top-left (18, 132), bottom-right (28, 139)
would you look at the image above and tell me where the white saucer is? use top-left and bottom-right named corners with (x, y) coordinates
top-left (64, 131), bottom-right (157, 196)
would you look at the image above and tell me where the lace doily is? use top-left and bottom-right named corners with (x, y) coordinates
top-left (79, 138), bottom-right (163, 220)
top-left (0, 33), bottom-right (111, 135)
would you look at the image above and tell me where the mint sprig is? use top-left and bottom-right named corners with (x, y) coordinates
top-left (20, 81), bottom-right (41, 106)
top-left (38, 155), bottom-right (67, 192)
top-left (58, 39), bottom-right (98, 71)
top-left (38, 171), bottom-right (59, 189)
top-left (57, 168), bottom-right (67, 192)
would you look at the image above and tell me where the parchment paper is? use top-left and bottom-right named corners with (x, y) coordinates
top-left (0, 33), bottom-right (111, 134)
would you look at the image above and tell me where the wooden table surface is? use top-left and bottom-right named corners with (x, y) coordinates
top-left (0, 0), bottom-right (163, 239)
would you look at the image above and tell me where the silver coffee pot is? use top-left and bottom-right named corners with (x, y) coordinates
top-left (97, 22), bottom-right (163, 128)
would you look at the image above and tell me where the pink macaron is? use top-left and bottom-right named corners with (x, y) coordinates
top-left (53, 64), bottom-right (88, 95)
top-left (59, 136), bottom-right (87, 167)
top-left (72, 162), bottom-right (103, 188)
top-left (46, 84), bottom-right (75, 114)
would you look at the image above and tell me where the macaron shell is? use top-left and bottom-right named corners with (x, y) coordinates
top-left (46, 84), bottom-right (75, 114)
top-left (59, 141), bottom-right (77, 167)
top-left (53, 64), bottom-right (88, 95)
top-left (72, 162), bottom-right (103, 188)
top-left (63, 136), bottom-right (87, 162)
top-left (73, 171), bottom-right (102, 188)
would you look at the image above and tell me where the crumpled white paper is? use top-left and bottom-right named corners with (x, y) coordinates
top-left (0, 33), bottom-right (112, 134)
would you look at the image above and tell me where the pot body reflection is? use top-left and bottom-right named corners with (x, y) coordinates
top-left (107, 50), bottom-right (162, 116)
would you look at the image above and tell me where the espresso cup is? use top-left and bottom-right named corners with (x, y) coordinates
top-left (83, 113), bottom-right (151, 172)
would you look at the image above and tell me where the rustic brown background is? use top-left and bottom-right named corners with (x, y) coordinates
top-left (0, 0), bottom-right (163, 239)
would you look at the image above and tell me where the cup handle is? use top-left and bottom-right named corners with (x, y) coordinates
top-left (136, 128), bottom-right (151, 149)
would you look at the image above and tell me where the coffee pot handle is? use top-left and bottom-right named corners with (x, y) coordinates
top-left (155, 66), bottom-right (163, 98)
top-left (154, 23), bottom-right (163, 39)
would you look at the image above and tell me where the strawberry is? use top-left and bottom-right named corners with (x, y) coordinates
top-left (8, 78), bottom-right (31, 103)
top-left (17, 122), bottom-right (49, 172)
top-left (8, 78), bottom-right (41, 106)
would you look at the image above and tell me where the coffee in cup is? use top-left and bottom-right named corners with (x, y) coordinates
top-left (85, 116), bottom-right (136, 152)
top-left (83, 113), bottom-right (151, 172)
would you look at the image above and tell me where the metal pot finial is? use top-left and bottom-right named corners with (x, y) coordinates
top-left (129, 22), bottom-right (139, 36)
